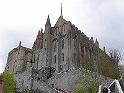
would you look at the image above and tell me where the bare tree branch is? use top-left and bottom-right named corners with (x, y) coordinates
top-left (108, 48), bottom-right (122, 63)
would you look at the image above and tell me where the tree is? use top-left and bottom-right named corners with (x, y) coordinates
top-left (0, 72), bottom-right (16, 93)
top-left (108, 49), bottom-right (122, 63)
top-left (72, 76), bottom-right (99, 93)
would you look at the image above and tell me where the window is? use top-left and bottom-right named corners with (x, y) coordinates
top-left (54, 55), bottom-right (56, 64)
top-left (56, 27), bottom-right (59, 34)
top-left (7, 66), bottom-right (9, 70)
top-left (62, 53), bottom-right (64, 61)
top-left (22, 80), bottom-right (24, 85)
top-left (54, 29), bottom-right (57, 36)
top-left (63, 24), bottom-right (65, 32)
top-left (44, 48), bottom-right (46, 51)
top-left (62, 39), bottom-right (64, 49)
top-left (51, 84), bottom-right (54, 88)
top-left (37, 78), bottom-right (40, 81)
top-left (92, 47), bottom-right (94, 51)
top-left (54, 42), bottom-right (56, 52)
top-left (63, 24), bottom-right (67, 32)
top-left (59, 65), bottom-right (63, 72)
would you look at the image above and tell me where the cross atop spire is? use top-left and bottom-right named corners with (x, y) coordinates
top-left (61, 3), bottom-right (63, 17)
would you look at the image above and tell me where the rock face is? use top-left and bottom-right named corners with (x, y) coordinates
top-left (5, 6), bottom-right (119, 93)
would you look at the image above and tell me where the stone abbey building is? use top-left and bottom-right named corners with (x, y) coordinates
top-left (5, 5), bottom-right (119, 93)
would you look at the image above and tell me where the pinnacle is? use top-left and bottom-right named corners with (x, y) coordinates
top-left (46, 14), bottom-right (51, 25)
top-left (47, 14), bottom-right (50, 23)
top-left (19, 41), bottom-right (21, 46)
top-left (61, 3), bottom-right (63, 17)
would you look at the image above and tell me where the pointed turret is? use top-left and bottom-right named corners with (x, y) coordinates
top-left (32, 29), bottom-right (43, 50)
top-left (45, 15), bottom-right (51, 26)
top-left (38, 30), bottom-right (40, 35)
top-left (41, 28), bottom-right (43, 33)
top-left (103, 46), bottom-right (106, 52)
top-left (18, 41), bottom-right (22, 50)
top-left (90, 37), bottom-right (94, 43)
top-left (45, 15), bottom-right (51, 33)
top-left (37, 30), bottom-right (43, 39)
top-left (19, 41), bottom-right (21, 47)
top-left (95, 38), bottom-right (99, 48)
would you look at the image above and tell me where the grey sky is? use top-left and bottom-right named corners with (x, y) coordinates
top-left (0, 0), bottom-right (124, 73)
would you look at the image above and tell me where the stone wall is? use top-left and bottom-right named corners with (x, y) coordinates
top-left (14, 68), bottom-right (33, 92)
top-left (48, 68), bottom-right (113, 93)
top-left (14, 66), bottom-right (58, 93)
top-left (33, 80), bottom-right (58, 93)
top-left (5, 46), bottom-right (33, 74)
top-left (14, 66), bottom-right (114, 93)
top-left (5, 12), bottom-right (120, 93)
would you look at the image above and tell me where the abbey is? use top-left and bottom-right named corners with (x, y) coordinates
top-left (5, 5), bottom-right (119, 93)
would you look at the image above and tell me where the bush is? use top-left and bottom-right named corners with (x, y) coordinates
top-left (1, 72), bottom-right (16, 93)
top-left (72, 76), bottom-right (99, 93)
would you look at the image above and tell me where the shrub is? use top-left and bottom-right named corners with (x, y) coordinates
top-left (1, 72), bottom-right (16, 93)
top-left (72, 76), bottom-right (99, 93)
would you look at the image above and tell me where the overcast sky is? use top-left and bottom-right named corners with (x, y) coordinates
top-left (0, 0), bottom-right (124, 73)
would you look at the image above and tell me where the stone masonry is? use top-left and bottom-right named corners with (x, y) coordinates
top-left (5, 5), bottom-right (119, 93)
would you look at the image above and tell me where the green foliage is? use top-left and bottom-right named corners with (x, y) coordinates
top-left (1, 72), bottom-right (16, 93)
top-left (72, 76), bottom-right (99, 93)
top-left (97, 56), bottom-right (120, 79)
top-left (82, 53), bottom-right (120, 79)
top-left (83, 56), bottom-right (95, 72)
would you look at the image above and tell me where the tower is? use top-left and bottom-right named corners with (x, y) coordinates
top-left (32, 28), bottom-right (43, 50)
top-left (43, 15), bottom-right (53, 66)
top-left (45, 15), bottom-right (51, 34)
top-left (95, 38), bottom-right (99, 48)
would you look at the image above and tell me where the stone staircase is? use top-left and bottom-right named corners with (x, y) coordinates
top-left (98, 79), bottom-right (123, 93)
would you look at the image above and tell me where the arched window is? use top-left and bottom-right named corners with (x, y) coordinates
top-left (59, 65), bottom-right (63, 72)
top-left (62, 39), bottom-right (64, 49)
top-left (56, 27), bottom-right (59, 34)
top-left (61, 53), bottom-right (64, 61)
top-left (63, 24), bottom-right (65, 32)
top-left (63, 24), bottom-right (67, 32)
top-left (54, 55), bottom-right (56, 64)
top-left (54, 42), bottom-right (56, 52)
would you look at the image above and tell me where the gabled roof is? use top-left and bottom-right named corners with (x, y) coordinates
top-left (54, 16), bottom-right (67, 27)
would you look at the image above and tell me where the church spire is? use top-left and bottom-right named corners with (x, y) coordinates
top-left (61, 3), bottom-right (63, 17)
top-left (45, 14), bottom-right (51, 33)
top-left (45, 14), bottom-right (51, 26)
top-left (32, 29), bottom-right (43, 50)
top-left (46, 15), bottom-right (50, 24)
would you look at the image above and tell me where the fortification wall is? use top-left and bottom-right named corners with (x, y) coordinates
top-left (48, 68), bottom-right (113, 93)
top-left (5, 46), bottom-right (33, 74)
